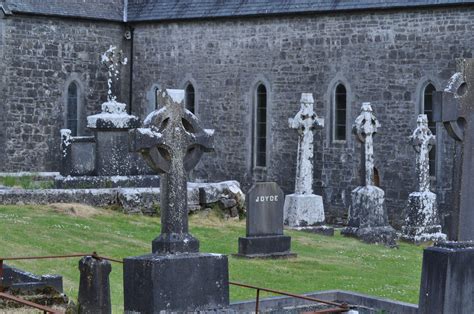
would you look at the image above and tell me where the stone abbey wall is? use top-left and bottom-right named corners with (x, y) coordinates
top-left (131, 6), bottom-right (474, 228)
top-left (1, 5), bottom-right (473, 229)
top-left (0, 14), bottom-right (125, 171)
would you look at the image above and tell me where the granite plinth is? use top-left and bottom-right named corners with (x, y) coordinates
top-left (284, 194), bottom-right (325, 227)
top-left (124, 252), bottom-right (229, 313)
top-left (419, 241), bottom-right (474, 313)
top-left (236, 235), bottom-right (296, 258)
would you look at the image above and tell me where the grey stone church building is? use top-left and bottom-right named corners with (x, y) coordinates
top-left (1, 0), bottom-right (473, 235)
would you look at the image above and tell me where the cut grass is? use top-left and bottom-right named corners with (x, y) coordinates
top-left (0, 205), bottom-right (426, 312)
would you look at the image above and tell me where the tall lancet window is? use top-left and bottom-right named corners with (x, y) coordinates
top-left (423, 83), bottom-right (436, 177)
top-left (255, 84), bottom-right (267, 168)
top-left (334, 84), bottom-right (347, 141)
top-left (185, 83), bottom-right (195, 114)
top-left (67, 82), bottom-right (78, 136)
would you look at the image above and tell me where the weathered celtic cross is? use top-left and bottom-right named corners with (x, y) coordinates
top-left (353, 102), bottom-right (380, 186)
top-left (411, 114), bottom-right (436, 193)
top-left (289, 93), bottom-right (324, 195)
top-left (433, 58), bottom-right (474, 241)
top-left (100, 45), bottom-right (127, 102)
top-left (129, 89), bottom-right (214, 253)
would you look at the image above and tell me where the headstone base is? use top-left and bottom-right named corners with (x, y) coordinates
top-left (291, 226), bottom-right (335, 236)
top-left (123, 252), bottom-right (229, 313)
top-left (401, 191), bottom-right (446, 244)
top-left (284, 194), bottom-right (325, 227)
top-left (419, 241), bottom-right (474, 314)
top-left (341, 226), bottom-right (398, 248)
top-left (401, 225), bottom-right (446, 244)
top-left (236, 235), bottom-right (296, 258)
top-left (152, 233), bottom-right (199, 254)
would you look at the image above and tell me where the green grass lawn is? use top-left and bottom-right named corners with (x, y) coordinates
top-left (0, 204), bottom-right (426, 312)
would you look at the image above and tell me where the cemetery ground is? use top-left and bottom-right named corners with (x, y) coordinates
top-left (0, 204), bottom-right (424, 312)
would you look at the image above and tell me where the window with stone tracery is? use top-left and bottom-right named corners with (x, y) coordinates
top-left (67, 82), bottom-right (79, 136)
top-left (254, 84), bottom-right (267, 168)
top-left (423, 83), bottom-right (436, 177)
top-left (333, 83), bottom-right (347, 141)
top-left (185, 83), bottom-right (195, 114)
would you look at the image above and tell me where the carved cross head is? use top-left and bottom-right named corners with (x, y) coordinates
top-left (410, 114), bottom-right (436, 153)
top-left (433, 58), bottom-right (473, 142)
top-left (289, 93), bottom-right (324, 135)
top-left (129, 89), bottom-right (214, 174)
top-left (100, 45), bottom-right (128, 101)
top-left (353, 102), bottom-right (380, 143)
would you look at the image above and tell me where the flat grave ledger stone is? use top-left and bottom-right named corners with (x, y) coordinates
top-left (237, 182), bottom-right (296, 258)
top-left (124, 88), bottom-right (229, 313)
top-left (433, 58), bottom-right (474, 241)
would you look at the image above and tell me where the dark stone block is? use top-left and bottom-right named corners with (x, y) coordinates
top-left (246, 182), bottom-right (285, 237)
top-left (342, 226), bottom-right (398, 248)
top-left (123, 253), bottom-right (229, 313)
top-left (419, 241), bottom-right (474, 314)
top-left (237, 235), bottom-right (296, 258)
top-left (78, 256), bottom-right (111, 314)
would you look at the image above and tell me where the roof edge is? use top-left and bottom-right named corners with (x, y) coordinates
top-left (0, 3), bottom-right (12, 15)
top-left (126, 1), bottom-right (474, 23)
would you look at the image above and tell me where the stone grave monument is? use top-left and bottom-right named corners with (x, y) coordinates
top-left (401, 114), bottom-right (446, 243)
top-left (124, 89), bottom-right (229, 312)
top-left (341, 102), bottom-right (397, 247)
top-left (419, 241), bottom-right (474, 313)
top-left (433, 58), bottom-right (474, 241)
top-left (283, 93), bottom-right (332, 235)
top-left (236, 182), bottom-right (296, 258)
top-left (58, 45), bottom-right (154, 188)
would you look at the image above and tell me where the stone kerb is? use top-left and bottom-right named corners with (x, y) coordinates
top-left (341, 102), bottom-right (397, 247)
top-left (283, 93), bottom-right (329, 234)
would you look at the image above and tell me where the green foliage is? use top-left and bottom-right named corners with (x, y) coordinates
top-left (0, 175), bottom-right (54, 189)
top-left (1, 176), bottom-right (17, 187)
top-left (0, 205), bottom-right (425, 312)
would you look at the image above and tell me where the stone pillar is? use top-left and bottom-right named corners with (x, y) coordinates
top-left (401, 115), bottom-right (446, 243)
top-left (77, 256), bottom-right (111, 314)
top-left (341, 102), bottom-right (397, 247)
top-left (419, 242), bottom-right (474, 313)
top-left (283, 93), bottom-right (330, 234)
top-left (125, 89), bottom-right (229, 313)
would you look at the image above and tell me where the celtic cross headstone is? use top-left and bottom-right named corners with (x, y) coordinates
top-left (129, 89), bottom-right (214, 253)
top-left (401, 114), bottom-right (446, 243)
top-left (283, 93), bottom-right (329, 232)
top-left (433, 58), bottom-right (474, 241)
top-left (341, 102), bottom-right (397, 247)
top-left (124, 89), bottom-right (228, 312)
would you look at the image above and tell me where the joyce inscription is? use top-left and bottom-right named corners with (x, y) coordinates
top-left (255, 195), bottom-right (279, 202)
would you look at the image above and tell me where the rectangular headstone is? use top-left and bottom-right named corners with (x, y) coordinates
top-left (246, 182), bottom-right (284, 237)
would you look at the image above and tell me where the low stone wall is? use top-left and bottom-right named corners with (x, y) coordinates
top-left (0, 181), bottom-right (245, 217)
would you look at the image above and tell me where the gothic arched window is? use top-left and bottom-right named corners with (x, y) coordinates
top-left (67, 82), bottom-right (78, 136)
top-left (255, 84), bottom-right (267, 168)
top-left (334, 84), bottom-right (347, 141)
top-left (185, 83), bottom-right (195, 114)
top-left (423, 83), bottom-right (436, 177)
